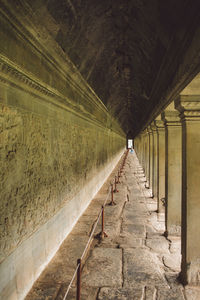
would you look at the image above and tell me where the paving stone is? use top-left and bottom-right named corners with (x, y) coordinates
top-left (97, 220), bottom-right (121, 238)
top-left (25, 281), bottom-right (61, 300)
top-left (56, 285), bottom-right (98, 300)
top-left (163, 253), bottom-right (181, 272)
top-left (122, 223), bottom-right (146, 238)
top-left (185, 286), bottom-right (200, 300)
top-left (55, 235), bottom-right (91, 268)
top-left (123, 212), bottom-right (145, 224)
top-left (82, 248), bottom-right (122, 287)
top-left (157, 287), bottom-right (184, 300)
top-left (169, 238), bottom-right (181, 254)
top-left (98, 287), bottom-right (142, 300)
top-left (146, 237), bottom-right (170, 254)
top-left (123, 248), bottom-right (167, 288)
top-left (117, 233), bottom-right (144, 248)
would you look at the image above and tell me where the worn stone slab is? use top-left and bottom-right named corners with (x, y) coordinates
top-left (146, 237), bottom-right (170, 254)
top-left (156, 288), bottom-right (184, 300)
top-left (82, 247), bottom-right (122, 287)
top-left (117, 233), bottom-right (144, 248)
top-left (184, 286), bottom-right (200, 300)
top-left (122, 223), bottom-right (146, 238)
top-left (169, 238), bottom-right (181, 254)
top-left (123, 248), bottom-right (167, 288)
top-left (163, 253), bottom-right (181, 272)
top-left (56, 235), bottom-right (91, 268)
top-left (95, 220), bottom-right (121, 239)
top-left (98, 287), bottom-right (142, 300)
top-left (25, 281), bottom-right (61, 300)
top-left (56, 285), bottom-right (98, 300)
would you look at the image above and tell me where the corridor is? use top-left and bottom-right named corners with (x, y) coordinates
top-left (25, 152), bottom-right (199, 300)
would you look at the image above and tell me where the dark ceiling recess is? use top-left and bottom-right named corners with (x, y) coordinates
top-left (28, 0), bottom-right (200, 136)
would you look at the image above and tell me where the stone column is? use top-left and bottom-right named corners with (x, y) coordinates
top-left (161, 103), bottom-right (182, 236)
top-left (151, 122), bottom-right (158, 200)
top-left (155, 117), bottom-right (165, 213)
top-left (140, 131), bottom-right (144, 169)
top-left (175, 83), bottom-right (200, 285)
top-left (144, 128), bottom-right (150, 187)
top-left (147, 125), bottom-right (154, 197)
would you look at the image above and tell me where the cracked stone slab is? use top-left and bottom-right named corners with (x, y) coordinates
top-left (156, 288), bottom-right (184, 300)
top-left (55, 285), bottom-right (98, 300)
top-left (98, 287), bottom-right (142, 300)
top-left (146, 237), bottom-right (170, 254)
top-left (123, 248), bottom-right (167, 288)
top-left (25, 282), bottom-right (61, 300)
top-left (122, 223), bottom-right (146, 238)
top-left (82, 248), bottom-right (122, 287)
top-left (184, 286), bottom-right (200, 300)
top-left (117, 233), bottom-right (144, 248)
top-left (163, 253), bottom-right (181, 272)
top-left (55, 235), bottom-right (91, 268)
top-left (96, 220), bottom-right (121, 239)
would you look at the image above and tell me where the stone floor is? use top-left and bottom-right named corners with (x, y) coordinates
top-left (26, 152), bottom-right (200, 300)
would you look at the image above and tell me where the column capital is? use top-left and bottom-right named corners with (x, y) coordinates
top-left (161, 110), bottom-right (181, 126)
top-left (150, 121), bottom-right (157, 132)
top-left (154, 119), bottom-right (165, 130)
top-left (147, 125), bottom-right (153, 134)
top-left (175, 95), bottom-right (200, 120)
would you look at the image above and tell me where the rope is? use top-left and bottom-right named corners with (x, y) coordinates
top-left (62, 150), bottom-right (128, 299)
top-left (62, 185), bottom-right (112, 299)
top-left (63, 262), bottom-right (80, 300)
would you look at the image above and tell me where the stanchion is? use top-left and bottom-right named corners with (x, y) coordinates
top-left (76, 259), bottom-right (81, 300)
top-left (117, 170), bottom-right (121, 183)
top-left (101, 205), bottom-right (108, 239)
top-left (114, 176), bottom-right (118, 192)
top-left (109, 184), bottom-right (116, 205)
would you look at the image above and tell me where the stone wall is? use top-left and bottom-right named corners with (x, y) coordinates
top-left (0, 100), bottom-right (124, 264)
top-left (0, 2), bottom-right (125, 299)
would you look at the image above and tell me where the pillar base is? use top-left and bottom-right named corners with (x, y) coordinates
top-left (180, 259), bottom-right (200, 286)
top-left (164, 225), bottom-right (181, 237)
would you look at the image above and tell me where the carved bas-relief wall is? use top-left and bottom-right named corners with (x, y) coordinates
top-left (0, 2), bottom-right (125, 299)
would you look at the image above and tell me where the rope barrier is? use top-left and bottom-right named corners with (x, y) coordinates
top-left (63, 262), bottom-right (80, 300)
top-left (62, 149), bottom-right (129, 300)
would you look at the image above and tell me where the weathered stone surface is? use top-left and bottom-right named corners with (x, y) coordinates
top-left (123, 248), bottom-right (166, 288)
top-left (146, 237), bottom-right (170, 254)
top-left (98, 287), bottom-right (142, 300)
top-left (122, 224), bottom-right (146, 238)
top-left (82, 248), bottom-right (122, 287)
top-left (185, 286), bottom-right (200, 300)
top-left (117, 233), bottom-right (144, 248)
top-left (163, 253), bottom-right (181, 272)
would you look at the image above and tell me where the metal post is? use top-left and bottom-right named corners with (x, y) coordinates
top-left (76, 258), bottom-right (81, 300)
top-left (118, 170), bottom-right (120, 182)
top-left (101, 206), bottom-right (108, 239)
top-left (111, 184), bottom-right (114, 203)
top-left (114, 176), bottom-right (118, 192)
top-left (101, 205), bottom-right (104, 236)
top-left (110, 183), bottom-right (116, 205)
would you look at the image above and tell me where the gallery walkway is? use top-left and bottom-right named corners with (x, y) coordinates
top-left (26, 152), bottom-right (200, 300)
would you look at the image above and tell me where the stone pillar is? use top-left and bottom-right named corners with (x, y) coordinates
top-left (161, 103), bottom-right (182, 236)
top-left (144, 128), bottom-right (150, 187)
top-left (175, 81), bottom-right (200, 285)
top-left (147, 125), bottom-right (154, 197)
top-left (155, 117), bottom-right (165, 213)
top-left (140, 131), bottom-right (144, 169)
top-left (151, 122), bottom-right (158, 200)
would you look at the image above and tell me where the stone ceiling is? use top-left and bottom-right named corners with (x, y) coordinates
top-left (28, 0), bottom-right (200, 136)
